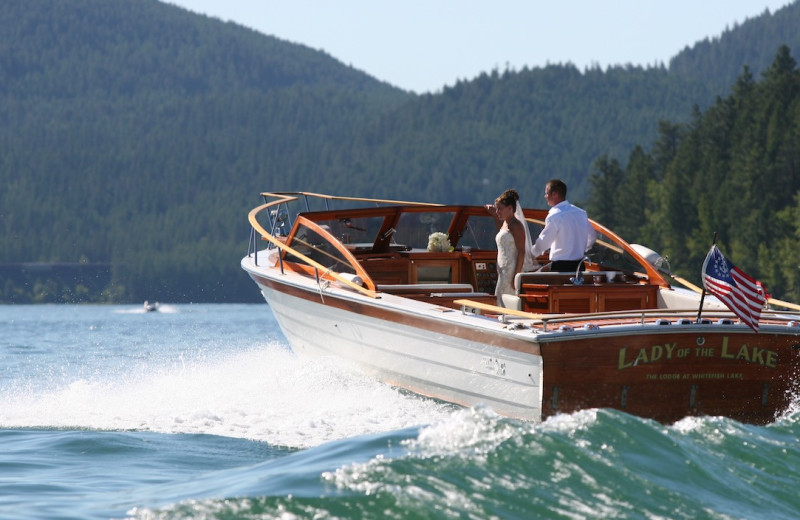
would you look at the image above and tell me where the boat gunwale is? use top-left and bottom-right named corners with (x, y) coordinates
top-left (453, 297), bottom-right (800, 330)
top-left (244, 256), bottom-right (800, 342)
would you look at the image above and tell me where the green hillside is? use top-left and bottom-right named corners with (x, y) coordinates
top-left (0, 0), bottom-right (410, 303)
top-left (669, 2), bottom-right (800, 90)
top-left (327, 65), bottom-right (706, 203)
top-left (2, 0), bottom-right (799, 303)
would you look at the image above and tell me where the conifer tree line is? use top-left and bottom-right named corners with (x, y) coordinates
top-left (587, 46), bottom-right (800, 302)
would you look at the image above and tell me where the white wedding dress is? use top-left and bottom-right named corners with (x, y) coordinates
top-left (494, 227), bottom-right (536, 306)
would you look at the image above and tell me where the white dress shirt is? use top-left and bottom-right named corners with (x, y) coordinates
top-left (532, 200), bottom-right (596, 261)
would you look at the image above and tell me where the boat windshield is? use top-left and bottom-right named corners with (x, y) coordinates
top-left (587, 231), bottom-right (653, 278)
top-left (394, 211), bottom-right (458, 250)
top-left (284, 221), bottom-right (359, 276)
top-left (307, 215), bottom-right (387, 252)
top-left (460, 214), bottom-right (505, 250)
top-left (280, 204), bottom-right (658, 280)
top-left (253, 193), bottom-right (667, 286)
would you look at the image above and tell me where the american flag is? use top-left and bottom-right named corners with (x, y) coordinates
top-left (702, 245), bottom-right (768, 332)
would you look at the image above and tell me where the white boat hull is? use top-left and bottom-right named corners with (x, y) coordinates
top-left (248, 269), bottom-right (544, 421)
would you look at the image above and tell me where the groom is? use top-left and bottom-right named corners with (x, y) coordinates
top-left (531, 179), bottom-right (596, 272)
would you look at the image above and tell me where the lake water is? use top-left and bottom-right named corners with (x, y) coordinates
top-left (1, 303), bottom-right (799, 519)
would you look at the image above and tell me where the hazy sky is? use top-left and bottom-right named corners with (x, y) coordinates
top-left (167, 1), bottom-right (793, 94)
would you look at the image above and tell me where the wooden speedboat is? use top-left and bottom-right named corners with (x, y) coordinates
top-left (241, 192), bottom-right (800, 424)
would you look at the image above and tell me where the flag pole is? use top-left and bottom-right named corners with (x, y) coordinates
top-left (696, 232), bottom-right (717, 323)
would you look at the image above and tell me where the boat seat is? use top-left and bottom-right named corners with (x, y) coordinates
top-left (500, 272), bottom-right (549, 311)
top-left (431, 291), bottom-right (492, 298)
top-left (376, 283), bottom-right (475, 295)
top-left (516, 271), bottom-right (573, 286)
top-left (502, 282), bottom-right (551, 312)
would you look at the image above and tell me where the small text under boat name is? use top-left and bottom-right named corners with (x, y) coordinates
top-left (647, 372), bottom-right (744, 380)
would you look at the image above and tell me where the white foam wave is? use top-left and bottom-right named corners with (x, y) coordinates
top-left (0, 344), bottom-right (455, 448)
top-left (409, 406), bottom-right (520, 456)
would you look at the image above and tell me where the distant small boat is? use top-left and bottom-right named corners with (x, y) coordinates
top-left (143, 300), bottom-right (159, 312)
top-left (242, 191), bottom-right (800, 425)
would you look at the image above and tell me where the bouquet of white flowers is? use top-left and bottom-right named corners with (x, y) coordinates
top-left (427, 232), bottom-right (452, 252)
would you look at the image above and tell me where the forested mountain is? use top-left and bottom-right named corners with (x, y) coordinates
top-left (0, 0), bottom-right (410, 303)
top-left (326, 65), bottom-right (707, 204)
top-left (2, 0), bottom-right (799, 303)
top-left (670, 2), bottom-right (800, 91)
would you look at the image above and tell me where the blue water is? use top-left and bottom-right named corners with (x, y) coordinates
top-left (1, 304), bottom-right (799, 519)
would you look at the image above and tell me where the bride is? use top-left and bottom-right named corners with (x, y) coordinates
top-left (486, 189), bottom-right (537, 307)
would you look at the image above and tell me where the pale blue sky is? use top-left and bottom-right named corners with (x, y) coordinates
top-left (168, 1), bottom-right (793, 93)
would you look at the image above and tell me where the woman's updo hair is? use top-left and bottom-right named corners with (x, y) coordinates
top-left (495, 189), bottom-right (519, 210)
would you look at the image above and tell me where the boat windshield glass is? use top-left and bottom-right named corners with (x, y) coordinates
top-left (460, 214), bottom-right (501, 250)
top-left (587, 231), bottom-right (651, 277)
top-left (394, 211), bottom-right (458, 250)
top-left (285, 222), bottom-right (358, 275)
top-left (457, 214), bottom-right (545, 252)
top-left (310, 215), bottom-right (386, 252)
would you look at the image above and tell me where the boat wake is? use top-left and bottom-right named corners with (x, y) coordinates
top-left (4, 334), bottom-right (798, 450)
top-left (0, 343), bottom-right (457, 448)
